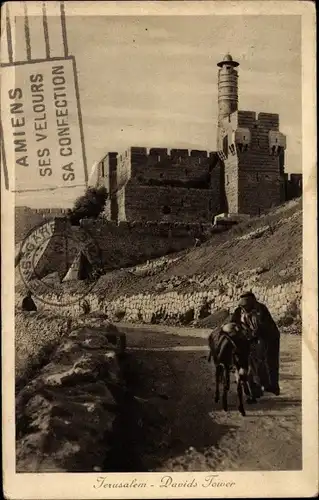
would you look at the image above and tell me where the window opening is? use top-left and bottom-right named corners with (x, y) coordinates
top-left (162, 206), bottom-right (171, 215)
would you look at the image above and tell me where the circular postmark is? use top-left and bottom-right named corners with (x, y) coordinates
top-left (18, 218), bottom-right (103, 307)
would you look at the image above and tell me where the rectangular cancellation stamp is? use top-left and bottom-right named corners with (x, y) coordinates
top-left (1, 1), bottom-right (87, 193)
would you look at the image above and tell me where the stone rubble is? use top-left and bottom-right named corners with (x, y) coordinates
top-left (16, 318), bottom-right (126, 472)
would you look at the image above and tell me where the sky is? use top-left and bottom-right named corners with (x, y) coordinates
top-left (9, 11), bottom-right (301, 208)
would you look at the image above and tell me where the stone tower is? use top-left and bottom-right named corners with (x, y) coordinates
top-left (216, 54), bottom-right (287, 216)
top-left (217, 53), bottom-right (239, 150)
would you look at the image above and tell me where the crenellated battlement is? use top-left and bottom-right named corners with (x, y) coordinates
top-left (222, 110), bottom-right (280, 130)
top-left (32, 208), bottom-right (69, 215)
top-left (117, 146), bottom-right (216, 165)
top-left (218, 109), bottom-right (286, 159)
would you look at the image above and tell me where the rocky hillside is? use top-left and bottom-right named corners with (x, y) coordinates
top-left (16, 198), bottom-right (302, 330)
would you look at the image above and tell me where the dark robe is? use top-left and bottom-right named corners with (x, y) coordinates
top-left (22, 296), bottom-right (37, 312)
top-left (231, 302), bottom-right (280, 392)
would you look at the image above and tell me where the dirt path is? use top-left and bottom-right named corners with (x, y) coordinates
top-left (120, 324), bottom-right (301, 472)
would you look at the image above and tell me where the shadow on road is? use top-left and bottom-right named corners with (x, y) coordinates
top-left (248, 396), bottom-right (301, 412)
top-left (111, 350), bottom-right (239, 472)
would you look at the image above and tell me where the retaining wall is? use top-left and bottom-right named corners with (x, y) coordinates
top-left (16, 274), bottom-right (302, 327)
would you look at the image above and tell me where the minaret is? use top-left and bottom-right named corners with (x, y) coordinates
top-left (217, 53), bottom-right (239, 148)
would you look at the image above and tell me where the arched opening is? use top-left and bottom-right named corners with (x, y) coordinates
top-left (162, 206), bottom-right (171, 215)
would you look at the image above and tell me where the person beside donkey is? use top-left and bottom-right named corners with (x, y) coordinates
top-left (21, 290), bottom-right (37, 312)
top-left (230, 291), bottom-right (281, 396)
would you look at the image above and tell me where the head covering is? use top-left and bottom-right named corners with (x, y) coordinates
top-left (239, 291), bottom-right (257, 307)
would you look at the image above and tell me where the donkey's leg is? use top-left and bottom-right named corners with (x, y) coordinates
top-left (236, 372), bottom-right (246, 416)
top-left (238, 385), bottom-right (246, 416)
top-left (215, 364), bottom-right (221, 403)
top-left (222, 366), bottom-right (230, 412)
top-left (246, 363), bottom-right (258, 404)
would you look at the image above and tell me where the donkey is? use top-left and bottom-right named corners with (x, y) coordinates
top-left (208, 323), bottom-right (257, 416)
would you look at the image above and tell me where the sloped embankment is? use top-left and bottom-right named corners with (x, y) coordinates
top-left (92, 198), bottom-right (302, 326)
top-left (163, 199), bottom-right (302, 285)
top-left (15, 200), bottom-right (302, 330)
top-left (92, 197), bottom-right (302, 299)
top-left (16, 316), bottom-right (128, 472)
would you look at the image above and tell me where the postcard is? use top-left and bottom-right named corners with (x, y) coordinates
top-left (1, 1), bottom-right (317, 499)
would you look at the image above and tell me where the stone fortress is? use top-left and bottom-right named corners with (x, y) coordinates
top-left (93, 54), bottom-right (302, 223)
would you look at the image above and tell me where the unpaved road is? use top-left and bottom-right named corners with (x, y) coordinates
top-left (118, 324), bottom-right (302, 472)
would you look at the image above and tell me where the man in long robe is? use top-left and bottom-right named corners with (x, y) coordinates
top-left (230, 292), bottom-right (280, 396)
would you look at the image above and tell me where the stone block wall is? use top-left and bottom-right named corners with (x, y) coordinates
top-left (79, 219), bottom-right (211, 270)
top-left (120, 183), bottom-right (218, 223)
top-left (219, 111), bottom-right (284, 216)
top-left (15, 207), bottom-right (67, 243)
top-left (17, 272), bottom-right (301, 330)
top-left (238, 112), bottom-right (282, 215)
top-left (95, 156), bottom-right (109, 190)
top-left (16, 217), bottom-right (212, 285)
top-left (286, 174), bottom-right (303, 200)
top-left (224, 155), bottom-right (239, 213)
top-left (103, 147), bottom-right (222, 224)
top-left (116, 186), bottom-right (126, 222)
top-left (104, 279), bottom-right (301, 325)
top-left (131, 157), bottom-right (211, 186)
top-left (117, 150), bottom-right (131, 191)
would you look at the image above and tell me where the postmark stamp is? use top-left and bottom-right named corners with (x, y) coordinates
top-left (17, 218), bottom-right (103, 307)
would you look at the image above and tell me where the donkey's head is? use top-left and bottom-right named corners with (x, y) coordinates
top-left (220, 322), bottom-right (252, 375)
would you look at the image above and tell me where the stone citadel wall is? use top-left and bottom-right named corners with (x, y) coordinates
top-left (80, 219), bottom-right (212, 270)
top-left (16, 216), bottom-right (213, 282)
top-left (117, 182), bottom-right (220, 223)
top-left (100, 147), bottom-right (223, 223)
top-left (15, 206), bottom-right (68, 243)
top-left (98, 141), bottom-right (301, 223)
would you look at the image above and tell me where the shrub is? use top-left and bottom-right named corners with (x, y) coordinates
top-left (68, 186), bottom-right (108, 226)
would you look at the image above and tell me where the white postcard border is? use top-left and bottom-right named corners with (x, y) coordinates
top-left (2, 1), bottom-right (317, 499)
